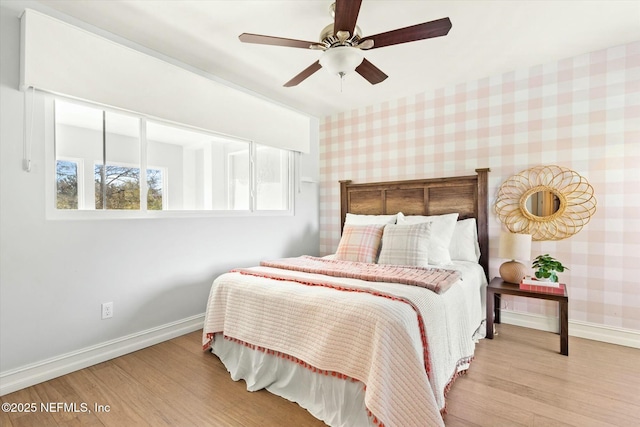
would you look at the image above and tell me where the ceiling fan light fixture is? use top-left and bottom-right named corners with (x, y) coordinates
top-left (319, 46), bottom-right (364, 77)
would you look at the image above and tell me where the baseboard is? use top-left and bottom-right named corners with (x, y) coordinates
top-left (3, 311), bottom-right (635, 397)
top-left (0, 313), bottom-right (204, 396)
top-left (500, 309), bottom-right (640, 349)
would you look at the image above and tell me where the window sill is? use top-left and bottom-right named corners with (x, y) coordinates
top-left (45, 209), bottom-right (294, 221)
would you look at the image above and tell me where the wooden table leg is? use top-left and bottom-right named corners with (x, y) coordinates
top-left (560, 300), bottom-right (568, 356)
top-left (486, 289), bottom-right (494, 339)
top-left (494, 293), bottom-right (501, 324)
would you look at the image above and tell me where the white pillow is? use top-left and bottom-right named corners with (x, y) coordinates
top-left (345, 213), bottom-right (398, 225)
top-left (378, 222), bottom-right (431, 267)
top-left (397, 212), bottom-right (459, 265)
top-left (449, 218), bottom-right (481, 262)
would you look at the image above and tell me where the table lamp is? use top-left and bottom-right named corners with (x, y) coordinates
top-left (498, 232), bottom-right (532, 284)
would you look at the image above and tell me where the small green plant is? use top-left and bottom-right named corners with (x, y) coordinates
top-left (532, 254), bottom-right (568, 282)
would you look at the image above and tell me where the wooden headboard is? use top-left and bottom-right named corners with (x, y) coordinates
top-left (340, 168), bottom-right (491, 280)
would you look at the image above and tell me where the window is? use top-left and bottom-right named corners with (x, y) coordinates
top-left (93, 164), bottom-right (164, 210)
top-left (255, 145), bottom-right (290, 210)
top-left (56, 159), bottom-right (79, 209)
top-left (52, 97), bottom-right (293, 215)
top-left (146, 168), bottom-right (164, 210)
top-left (55, 99), bottom-right (142, 210)
top-left (146, 121), bottom-right (251, 210)
top-left (95, 164), bottom-right (140, 210)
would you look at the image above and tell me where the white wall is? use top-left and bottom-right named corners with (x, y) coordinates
top-left (0, 1), bottom-right (319, 392)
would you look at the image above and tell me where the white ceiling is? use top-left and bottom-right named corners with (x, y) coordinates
top-left (36, 0), bottom-right (640, 118)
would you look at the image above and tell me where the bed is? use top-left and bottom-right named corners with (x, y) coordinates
top-left (203, 169), bottom-right (490, 427)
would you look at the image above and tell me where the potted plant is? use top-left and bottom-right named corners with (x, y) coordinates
top-left (532, 254), bottom-right (568, 282)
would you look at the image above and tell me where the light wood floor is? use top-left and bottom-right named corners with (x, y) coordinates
top-left (2, 324), bottom-right (639, 426)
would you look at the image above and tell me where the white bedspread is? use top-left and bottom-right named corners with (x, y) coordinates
top-left (203, 261), bottom-right (486, 427)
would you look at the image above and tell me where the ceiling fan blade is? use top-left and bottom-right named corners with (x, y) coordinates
top-left (334, 0), bottom-right (362, 35)
top-left (239, 33), bottom-right (320, 49)
top-left (357, 39), bottom-right (374, 50)
top-left (283, 61), bottom-right (322, 87)
top-left (360, 17), bottom-right (452, 50)
top-left (355, 59), bottom-right (388, 85)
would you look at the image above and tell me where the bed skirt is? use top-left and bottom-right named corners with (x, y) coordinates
top-left (211, 333), bottom-right (375, 427)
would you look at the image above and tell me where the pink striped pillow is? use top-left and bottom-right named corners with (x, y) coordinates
top-left (335, 224), bottom-right (385, 263)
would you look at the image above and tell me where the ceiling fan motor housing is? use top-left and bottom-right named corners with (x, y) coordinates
top-left (320, 23), bottom-right (362, 48)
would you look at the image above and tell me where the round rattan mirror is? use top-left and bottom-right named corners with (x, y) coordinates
top-left (495, 165), bottom-right (597, 241)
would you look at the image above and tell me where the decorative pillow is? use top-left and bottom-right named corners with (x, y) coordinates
top-left (396, 212), bottom-right (459, 265)
top-left (335, 224), bottom-right (385, 263)
top-left (378, 222), bottom-right (431, 267)
top-left (344, 213), bottom-right (398, 225)
top-left (449, 218), bottom-right (481, 262)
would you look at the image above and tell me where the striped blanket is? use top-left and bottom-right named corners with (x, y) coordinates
top-left (258, 256), bottom-right (461, 294)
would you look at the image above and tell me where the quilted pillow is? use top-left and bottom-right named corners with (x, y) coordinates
top-left (397, 212), bottom-right (459, 265)
top-left (335, 224), bottom-right (385, 263)
top-left (378, 222), bottom-right (431, 267)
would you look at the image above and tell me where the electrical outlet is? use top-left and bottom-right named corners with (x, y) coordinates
top-left (101, 302), bottom-right (113, 319)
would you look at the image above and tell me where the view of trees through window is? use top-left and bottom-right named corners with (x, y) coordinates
top-left (94, 165), bottom-right (163, 210)
top-left (56, 160), bottom-right (78, 209)
top-left (95, 164), bottom-right (140, 210)
top-left (56, 161), bottom-right (163, 210)
top-left (146, 169), bottom-right (163, 210)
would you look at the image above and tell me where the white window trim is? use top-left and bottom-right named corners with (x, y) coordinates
top-left (44, 94), bottom-right (295, 220)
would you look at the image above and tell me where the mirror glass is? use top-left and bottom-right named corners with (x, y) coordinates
top-left (526, 191), bottom-right (560, 217)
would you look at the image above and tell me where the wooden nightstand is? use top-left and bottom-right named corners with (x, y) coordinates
top-left (486, 277), bottom-right (569, 355)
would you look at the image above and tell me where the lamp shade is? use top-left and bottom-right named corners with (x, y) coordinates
top-left (319, 46), bottom-right (364, 77)
top-left (498, 232), bottom-right (532, 261)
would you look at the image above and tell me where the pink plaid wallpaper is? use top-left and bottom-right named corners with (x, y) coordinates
top-left (319, 41), bottom-right (640, 332)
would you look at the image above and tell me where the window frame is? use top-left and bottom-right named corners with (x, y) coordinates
top-left (45, 94), bottom-right (295, 220)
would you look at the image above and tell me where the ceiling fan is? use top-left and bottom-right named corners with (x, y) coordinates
top-left (238, 0), bottom-right (452, 87)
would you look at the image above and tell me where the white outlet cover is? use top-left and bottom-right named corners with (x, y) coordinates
top-left (101, 302), bottom-right (113, 319)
